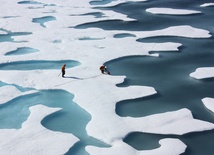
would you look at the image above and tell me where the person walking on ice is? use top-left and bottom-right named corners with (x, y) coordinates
top-left (61, 64), bottom-right (66, 77)
top-left (100, 65), bottom-right (110, 74)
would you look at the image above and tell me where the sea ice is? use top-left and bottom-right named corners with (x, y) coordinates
top-left (202, 97), bottom-right (214, 113)
top-left (0, 0), bottom-right (214, 154)
top-left (0, 105), bottom-right (78, 155)
top-left (86, 138), bottom-right (186, 155)
top-left (146, 8), bottom-right (201, 15)
top-left (0, 85), bottom-right (37, 104)
top-left (200, 3), bottom-right (214, 7)
top-left (190, 67), bottom-right (214, 79)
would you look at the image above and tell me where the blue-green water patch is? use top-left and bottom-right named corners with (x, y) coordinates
top-left (0, 81), bottom-right (34, 92)
top-left (0, 89), bottom-right (109, 155)
top-left (18, 1), bottom-right (56, 6)
top-left (82, 0), bottom-right (214, 32)
top-left (124, 131), bottom-right (214, 155)
top-left (107, 35), bottom-right (214, 121)
top-left (32, 16), bottom-right (56, 28)
top-left (108, 54), bottom-right (214, 121)
top-left (0, 30), bottom-right (32, 43)
top-left (106, 35), bottom-right (214, 155)
top-left (79, 37), bottom-right (104, 40)
top-left (0, 60), bottom-right (80, 70)
top-left (41, 92), bottom-right (110, 155)
top-left (5, 47), bottom-right (39, 56)
top-left (87, 0), bottom-right (214, 154)
top-left (0, 81), bottom-right (6, 87)
top-left (81, 12), bottom-right (105, 18)
top-left (124, 132), bottom-right (165, 150)
top-left (18, 1), bottom-right (43, 5)
top-left (90, 0), bottom-right (113, 5)
top-left (114, 33), bottom-right (136, 38)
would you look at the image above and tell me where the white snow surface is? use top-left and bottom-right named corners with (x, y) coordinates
top-left (0, 86), bottom-right (37, 104)
top-left (146, 8), bottom-right (201, 15)
top-left (0, 0), bottom-right (214, 155)
top-left (190, 67), bottom-right (214, 79)
top-left (200, 3), bottom-right (214, 7)
top-left (0, 105), bottom-right (78, 155)
top-left (86, 138), bottom-right (186, 155)
top-left (202, 98), bottom-right (214, 113)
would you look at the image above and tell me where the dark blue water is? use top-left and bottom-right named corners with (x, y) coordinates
top-left (88, 0), bottom-right (214, 154)
top-left (108, 37), bottom-right (214, 122)
top-left (124, 131), bottom-right (214, 155)
top-left (107, 52), bottom-right (214, 154)
top-left (76, 0), bottom-right (214, 31)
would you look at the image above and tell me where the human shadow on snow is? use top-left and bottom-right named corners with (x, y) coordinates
top-left (63, 76), bottom-right (83, 80)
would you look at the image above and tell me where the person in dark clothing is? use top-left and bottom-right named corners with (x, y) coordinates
top-left (100, 65), bottom-right (110, 74)
top-left (61, 64), bottom-right (66, 77)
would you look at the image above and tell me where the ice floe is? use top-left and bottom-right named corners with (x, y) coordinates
top-left (0, 85), bottom-right (36, 104)
top-left (202, 97), bottom-right (214, 113)
top-left (190, 67), bottom-right (214, 79)
top-left (86, 138), bottom-right (186, 155)
top-left (0, 0), bottom-right (214, 154)
top-left (200, 3), bottom-right (214, 7)
top-left (146, 8), bottom-right (201, 15)
top-left (0, 105), bottom-right (78, 155)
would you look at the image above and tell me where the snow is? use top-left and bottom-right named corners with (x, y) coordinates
top-left (0, 105), bottom-right (78, 155)
top-left (0, 85), bottom-right (37, 104)
top-left (125, 108), bottom-right (214, 135)
top-left (200, 3), bottom-right (214, 7)
top-left (0, 0), bottom-right (214, 155)
top-left (137, 25), bottom-right (211, 38)
top-left (202, 98), bottom-right (214, 113)
top-left (86, 138), bottom-right (186, 155)
top-left (146, 8), bottom-right (201, 15)
top-left (89, 0), bottom-right (148, 7)
top-left (190, 67), bottom-right (214, 79)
